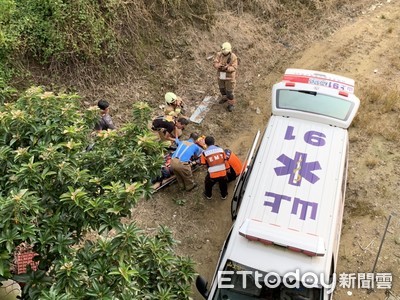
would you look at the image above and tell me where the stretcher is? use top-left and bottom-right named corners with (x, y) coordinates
top-left (151, 164), bottom-right (201, 192)
top-left (189, 96), bottom-right (217, 124)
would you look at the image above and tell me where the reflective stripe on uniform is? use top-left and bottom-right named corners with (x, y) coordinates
top-left (173, 141), bottom-right (192, 160)
top-left (208, 164), bottom-right (226, 173)
top-left (204, 148), bottom-right (224, 156)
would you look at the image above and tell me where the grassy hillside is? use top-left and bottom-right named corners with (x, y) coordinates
top-left (0, 0), bottom-right (371, 91)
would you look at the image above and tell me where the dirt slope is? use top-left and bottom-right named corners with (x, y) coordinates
top-left (131, 1), bottom-right (400, 299)
top-left (293, 3), bottom-right (400, 300)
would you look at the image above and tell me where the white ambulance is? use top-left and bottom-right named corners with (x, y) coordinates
top-left (196, 69), bottom-right (360, 300)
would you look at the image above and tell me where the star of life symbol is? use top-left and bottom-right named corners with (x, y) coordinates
top-left (274, 152), bottom-right (321, 186)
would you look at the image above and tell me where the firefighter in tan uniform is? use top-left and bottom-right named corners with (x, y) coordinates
top-left (213, 42), bottom-right (238, 112)
top-left (164, 92), bottom-right (186, 118)
top-left (200, 136), bottom-right (229, 200)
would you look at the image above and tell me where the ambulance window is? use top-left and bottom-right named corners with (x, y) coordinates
top-left (277, 89), bottom-right (354, 121)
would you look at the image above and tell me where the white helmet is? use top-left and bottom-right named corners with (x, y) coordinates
top-left (221, 42), bottom-right (232, 54)
top-left (165, 92), bottom-right (177, 104)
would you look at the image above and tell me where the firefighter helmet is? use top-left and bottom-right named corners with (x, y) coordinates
top-left (221, 42), bottom-right (232, 54)
top-left (165, 92), bottom-right (177, 104)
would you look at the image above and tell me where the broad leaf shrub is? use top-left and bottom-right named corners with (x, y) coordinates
top-left (0, 87), bottom-right (195, 299)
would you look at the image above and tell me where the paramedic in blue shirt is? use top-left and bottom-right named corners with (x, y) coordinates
top-left (171, 133), bottom-right (203, 191)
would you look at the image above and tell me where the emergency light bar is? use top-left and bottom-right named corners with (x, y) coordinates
top-left (283, 68), bottom-right (355, 94)
top-left (239, 219), bottom-right (326, 257)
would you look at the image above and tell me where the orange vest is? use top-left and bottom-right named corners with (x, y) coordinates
top-left (225, 150), bottom-right (243, 176)
top-left (201, 147), bottom-right (228, 178)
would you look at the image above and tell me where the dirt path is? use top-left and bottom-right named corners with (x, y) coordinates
top-left (131, 1), bottom-right (400, 299)
top-left (289, 3), bottom-right (400, 299)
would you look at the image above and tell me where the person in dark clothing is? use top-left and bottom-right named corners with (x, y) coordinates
top-left (94, 100), bottom-right (116, 131)
top-left (86, 100), bottom-right (116, 151)
top-left (151, 116), bottom-right (189, 142)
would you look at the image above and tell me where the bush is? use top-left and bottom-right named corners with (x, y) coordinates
top-left (0, 0), bottom-right (216, 85)
top-left (5, 0), bottom-right (117, 62)
top-left (0, 87), bottom-right (195, 299)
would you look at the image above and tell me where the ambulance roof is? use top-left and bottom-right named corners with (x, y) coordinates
top-left (224, 116), bottom-right (348, 276)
